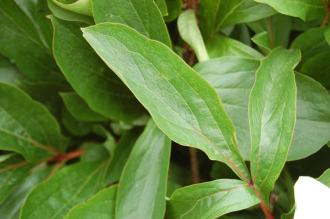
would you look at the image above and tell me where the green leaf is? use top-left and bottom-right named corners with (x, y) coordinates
top-left (0, 0), bottom-right (62, 82)
top-left (155, 0), bottom-right (168, 16)
top-left (164, 0), bottom-right (182, 22)
top-left (0, 164), bottom-right (50, 219)
top-left (116, 120), bottom-right (171, 219)
top-left (0, 155), bottom-right (31, 204)
top-left (20, 161), bottom-right (109, 219)
top-left (106, 129), bottom-right (140, 184)
top-left (82, 22), bottom-right (250, 181)
top-left (249, 48), bottom-right (300, 195)
top-left (252, 31), bottom-right (272, 54)
top-left (254, 0), bottom-right (324, 21)
top-left (52, 0), bottom-right (92, 16)
top-left (199, 0), bottom-right (275, 38)
top-left (167, 179), bottom-right (259, 219)
top-left (0, 83), bottom-right (64, 161)
top-left (0, 55), bottom-right (20, 84)
top-left (91, 0), bottom-right (171, 47)
top-left (64, 185), bottom-right (117, 219)
top-left (47, 0), bottom-right (93, 24)
top-left (318, 168), bottom-right (330, 187)
top-left (51, 17), bottom-right (145, 123)
top-left (61, 108), bottom-right (93, 136)
top-left (206, 35), bottom-right (263, 59)
top-left (178, 10), bottom-right (209, 62)
top-left (60, 92), bottom-right (107, 122)
top-left (195, 57), bottom-right (330, 160)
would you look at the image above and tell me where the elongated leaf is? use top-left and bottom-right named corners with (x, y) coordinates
top-left (0, 0), bottom-right (62, 83)
top-left (82, 22), bottom-right (250, 180)
top-left (0, 155), bottom-right (31, 204)
top-left (196, 57), bottom-right (330, 160)
top-left (249, 48), bottom-right (300, 195)
top-left (164, 0), bottom-right (181, 21)
top-left (199, 0), bottom-right (275, 38)
top-left (318, 168), bottom-right (330, 187)
top-left (167, 179), bottom-right (259, 219)
top-left (60, 92), bottom-right (107, 122)
top-left (61, 108), bottom-right (93, 136)
top-left (206, 35), bottom-right (263, 59)
top-left (51, 17), bottom-right (145, 123)
top-left (178, 10), bottom-right (209, 62)
top-left (116, 120), bottom-right (171, 219)
top-left (52, 0), bottom-right (91, 16)
top-left (91, 0), bottom-right (171, 47)
top-left (65, 185), bottom-right (117, 219)
top-left (255, 0), bottom-right (324, 21)
top-left (20, 161), bottom-right (109, 219)
top-left (155, 0), bottom-right (168, 16)
top-left (0, 83), bottom-right (64, 161)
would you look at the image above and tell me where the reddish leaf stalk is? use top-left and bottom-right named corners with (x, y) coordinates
top-left (321, 1), bottom-right (330, 27)
top-left (249, 181), bottom-right (275, 219)
top-left (48, 148), bottom-right (84, 163)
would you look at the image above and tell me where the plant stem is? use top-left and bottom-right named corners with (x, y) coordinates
top-left (321, 0), bottom-right (330, 27)
top-left (0, 160), bottom-right (29, 173)
top-left (249, 182), bottom-right (275, 219)
top-left (189, 148), bottom-right (200, 183)
top-left (185, 0), bottom-right (198, 10)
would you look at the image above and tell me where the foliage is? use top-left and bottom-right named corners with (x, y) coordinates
top-left (0, 0), bottom-right (329, 218)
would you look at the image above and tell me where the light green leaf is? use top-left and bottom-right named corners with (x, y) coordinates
top-left (318, 168), bottom-right (330, 187)
top-left (91, 0), bottom-right (171, 47)
top-left (82, 22), bottom-right (250, 181)
top-left (0, 164), bottom-right (50, 219)
top-left (20, 161), bottom-right (109, 219)
top-left (60, 92), bottom-right (107, 122)
top-left (0, 0), bottom-right (62, 82)
top-left (206, 35), bottom-right (263, 59)
top-left (255, 0), bottom-right (324, 21)
top-left (116, 120), bottom-right (171, 219)
top-left (196, 57), bottom-right (330, 161)
top-left (51, 17), bottom-right (146, 123)
top-left (64, 185), bottom-right (117, 219)
top-left (167, 179), bottom-right (259, 219)
top-left (199, 0), bottom-right (275, 38)
top-left (249, 48), bottom-right (300, 195)
top-left (47, 0), bottom-right (93, 24)
top-left (155, 0), bottom-right (168, 16)
top-left (52, 0), bottom-right (91, 16)
top-left (0, 83), bottom-right (64, 161)
top-left (252, 31), bottom-right (272, 53)
top-left (0, 155), bottom-right (31, 204)
top-left (178, 10), bottom-right (209, 62)
top-left (106, 130), bottom-right (140, 184)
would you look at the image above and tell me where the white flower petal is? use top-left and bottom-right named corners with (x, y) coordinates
top-left (294, 176), bottom-right (330, 219)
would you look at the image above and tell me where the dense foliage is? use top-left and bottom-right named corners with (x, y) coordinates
top-left (0, 0), bottom-right (330, 218)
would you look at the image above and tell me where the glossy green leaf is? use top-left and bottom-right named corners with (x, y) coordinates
top-left (254, 0), bottom-right (324, 21)
top-left (199, 0), bottom-right (275, 38)
top-left (91, 0), bottom-right (171, 47)
top-left (51, 17), bottom-right (146, 123)
top-left (83, 22), bottom-right (250, 181)
top-left (47, 0), bottom-right (93, 24)
top-left (65, 185), bottom-right (117, 219)
top-left (196, 57), bottom-right (330, 160)
top-left (178, 10), bottom-right (209, 62)
top-left (318, 168), bottom-right (330, 187)
top-left (206, 35), bottom-right (263, 59)
top-left (0, 83), bottom-right (64, 161)
top-left (0, 0), bottom-right (62, 82)
top-left (155, 0), bottom-right (168, 16)
top-left (106, 130), bottom-right (140, 184)
top-left (20, 161), bottom-right (109, 219)
top-left (0, 155), bottom-right (31, 204)
top-left (60, 92), bottom-right (107, 122)
top-left (167, 179), bottom-right (259, 219)
top-left (0, 164), bottom-right (50, 219)
top-left (249, 48), bottom-right (300, 195)
top-left (116, 120), bottom-right (171, 219)
top-left (52, 0), bottom-right (91, 16)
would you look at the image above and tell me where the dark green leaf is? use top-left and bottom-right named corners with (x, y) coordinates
top-left (64, 185), bottom-right (117, 219)
top-left (20, 161), bottom-right (109, 219)
top-left (61, 108), bottom-right (93, 136)
top-left (249, 48), bottom-right (300, 195)
top-left (82, 22), bottom-right (250, 181)
top-left (164, 0), bottom-right (182, 22)
top-left (0, 83), bottom-right (65, 161)
top-left (167, 179), bottom-right (259, 219)
top-left (91, 0), bottom-right (171, 47)
top-left (116, 120), bottom-right (171, 219)
top-left (0, 55), bottom-right (20, 84)
top-left (60, 92), bottom-right (107, 122)
top-left (318, 168), bottom-right (330, 187)
top-left (51, 17), bottom-right (146, 123)
top-left (255, 0), bottom-right (324, 21)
